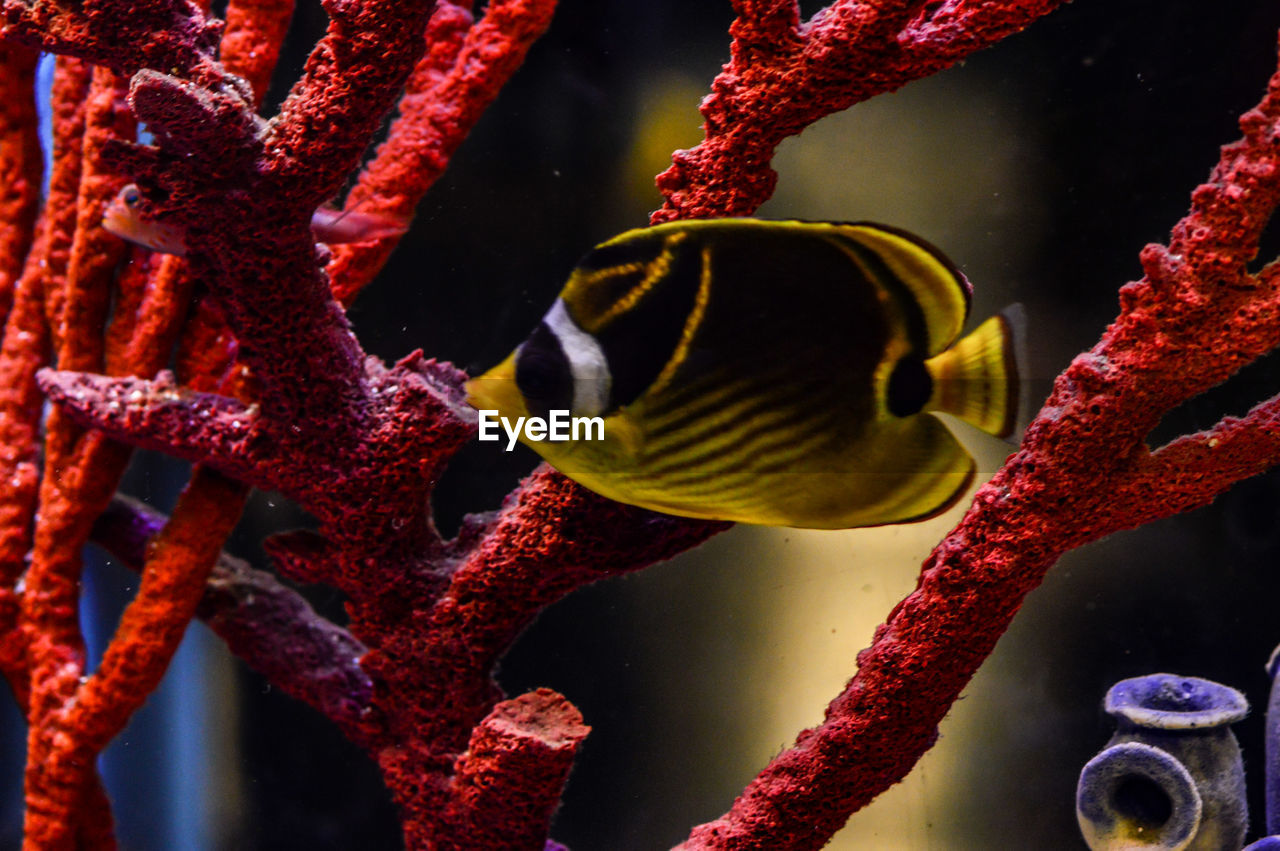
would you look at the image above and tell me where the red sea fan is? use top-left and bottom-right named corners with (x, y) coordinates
top-left (0, 0), bottom-right (1279, 848)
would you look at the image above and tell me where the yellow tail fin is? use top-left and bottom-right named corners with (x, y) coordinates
top-left (923, 305), bottom-right (1024, 439)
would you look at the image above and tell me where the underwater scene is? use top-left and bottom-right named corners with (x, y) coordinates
top-left (0, 0), bottom-right (1278, 848)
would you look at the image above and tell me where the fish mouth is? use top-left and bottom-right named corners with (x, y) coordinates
top-left (101, 209), bottom-right (131, 241)
top-left (463, 378), bottom-right (523, 417)
top-left (464, 354), bottom-right (526, 418)
top-left (462, 377), bottom-right (492, 411)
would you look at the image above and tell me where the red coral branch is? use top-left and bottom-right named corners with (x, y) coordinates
top-left (327, 0), bottom-right (557, 302)
top-left (0, 0), bottom-right (225, 87)
top-left (399, 467), bottom-right (728, 749)
top-left (676, 31), bottom-right (1280, 851)
top-left (651, 0), bottom-right (1066, 222)
top-left (67, 468), bottom-right (245, 753)
top-left (0, 44), bottom-right (49, 690)
top-left (39, 57), bottom-right (90, 356)
top-left (12, 0), bottom-right (1229, 846)
top-left (26, 469), bottom-right (245, 849)
top-left (220, 0), bottom-right (295, 106)
top-left (57, 67), bottom-right (132, 372)
top-left (0, 43), bottom-right (41, 318)
top-left (0, 239), bottom-right (46, 706)
top-left (38, 370), bottom-right (275, 482)
top-left (438, 689), bottom-right (590, 850)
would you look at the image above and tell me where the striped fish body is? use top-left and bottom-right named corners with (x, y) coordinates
top-left (466, 219), bottom-right (1019, 529)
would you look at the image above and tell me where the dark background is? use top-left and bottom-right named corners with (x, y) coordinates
top-left (5, 1), bottom-right (1280, 848)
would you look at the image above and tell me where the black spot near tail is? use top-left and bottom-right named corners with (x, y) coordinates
top-left (887, 357), bottom-right (932, 417)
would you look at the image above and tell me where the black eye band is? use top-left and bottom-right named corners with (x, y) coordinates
top-left (515, 322), bottom-right (574, 417)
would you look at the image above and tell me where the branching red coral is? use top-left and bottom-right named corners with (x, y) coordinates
top-left (0, 43), bottom-right (40, 318)
top-left (651, 0), bottom-right (1067, 222)
top-left (0, 0), bottom-right (312, 840)
top-left (327, 0), bottom-right (557, 303)
top-left (90, 494), bottom-right (375, 741)
top-left (9, 0), bottom-right (1280, 847)
top-left (675, 30), bottom-right (1280, 851)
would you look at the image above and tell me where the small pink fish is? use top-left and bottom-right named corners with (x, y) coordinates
top-left (310, 206), bottom-right (412, 245)
top-left (102, 184), bottom-right (412, 256)
top-left (102, 185), bottom-right (187, 255)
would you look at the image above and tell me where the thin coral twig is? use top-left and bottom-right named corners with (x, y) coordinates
top-left (90, 495), bottom-right (374, 742)
top-left (0, 43), bottom-right (41, 320)
top-left (220, 0), bottom-right (295, 107)
top-left (651, 0), bottom-right (1066, 223)
top-left (328, 0), bottom-right (558, 303)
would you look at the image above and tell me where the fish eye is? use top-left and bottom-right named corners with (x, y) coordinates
top-left (514, 323), bottom-right (573, 415)
top-left (122, 187), bottom-right (140, 207)
top-left (515, 352), bottom-right (560, 402)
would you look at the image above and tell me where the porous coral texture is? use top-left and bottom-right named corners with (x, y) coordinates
top-left (13, 0), bottom-right (1280, 849)
top-left (676, 28), bottom-right (1280, 851)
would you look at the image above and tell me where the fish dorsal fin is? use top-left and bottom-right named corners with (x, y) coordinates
top-left (827, 223), bottom-right (971, 357)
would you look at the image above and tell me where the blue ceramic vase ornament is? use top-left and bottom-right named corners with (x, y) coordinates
top-left (1242, 645), bottom-right (1280, 850)
top-left (1243, 839), bottom-right (1280, 850)
top-left (1265, 646), bottom-right (1280, 837)
top-left (1076, 674), bottom-right (1248, 851)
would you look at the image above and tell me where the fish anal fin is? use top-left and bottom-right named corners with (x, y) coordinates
top-left (856, 414), bottom-right (976, 526)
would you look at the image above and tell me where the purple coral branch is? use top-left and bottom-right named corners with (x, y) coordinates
top-left (90, 495), bottom-right (374, 743)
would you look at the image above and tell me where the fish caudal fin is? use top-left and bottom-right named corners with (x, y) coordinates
top-left (923, 305), bottom-right (1024, 439)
